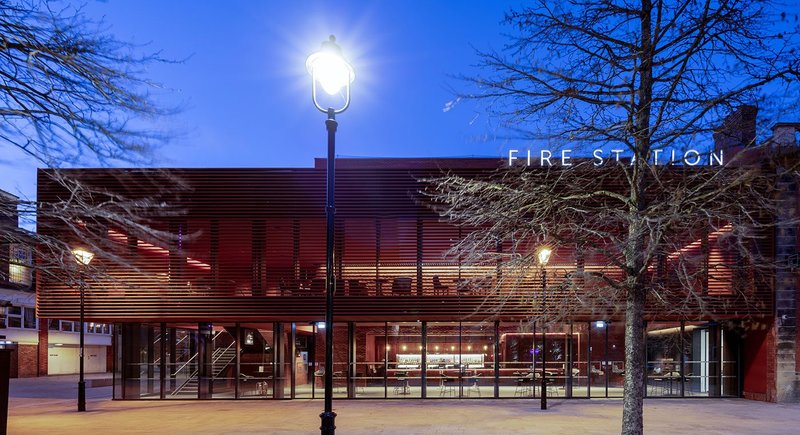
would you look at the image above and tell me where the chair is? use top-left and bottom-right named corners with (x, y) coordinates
top-left (310, 279), bottom-right (325, 294)
top-left (545, 377), bottom-right (560, 397)
top-left (466, 372), bottom-right (481, 397)
top-left (392, 277), bottom-right (412, 296)
top-left (354, 372), bottom-right (367, 393)
top-left (432, 276), bottom-right (449, 295)
top-left (348, 279), bottom-right (369, 296)
top-left (256, 379), bottom-right (272, 396)
top-left (514, 373), bottom-right (534, 397)
top-left (279, 279), bottom-right (295, 296)
top-left (394, 371), bottom-right (410, 395)
top-left (456, 279), bottom-right (471, 295)
top-left (332, 371), bottom-right (344, 393)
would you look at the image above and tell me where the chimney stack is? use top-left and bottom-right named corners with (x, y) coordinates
top-left (713, 105), bottom-right (758, 155)
top-left (770, 122), bottom-right (800, 148)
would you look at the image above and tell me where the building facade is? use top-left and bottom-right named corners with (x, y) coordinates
top-left (35, 117), bottom-right (800, 401)
top-left (1, 189), bottom-right (112, 378)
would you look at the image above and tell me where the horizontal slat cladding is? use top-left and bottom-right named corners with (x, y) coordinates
top-left (36, 161), bottom-right (774, 322)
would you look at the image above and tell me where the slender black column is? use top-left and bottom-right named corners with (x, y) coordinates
top-left (275, 323), bottom-right (286, 399)
top-left (421, 322), bottom-right (427, 398)
top-left (679, 321), bottom-right (685, 397)
top-left (587, 321), bottom-right (592, 398)
top-left (78, 274), bottom-right (86, 411)
top-left (605, 323), bottom-right (610, 397)
top-left (169, 328), bottom-right (177, 391)
top-left (494, 320), bottom-right (500, 398)
top-left (235, 324), bottom-right (241, 399)
top-left (541, 269), bottom-right (547, 410)
top-left (566, 322), bottom-right (573, 398)
top-left (291, 323), bottom-right (297, 399)
top-left (347, 322), bottom-right (355, 398)
top-left (311, 325), bottom-right (316, 398)
top-left (320, 107), bottom-right (337, 435)
top-left (147, 326), bottom-right (155, 395)
top-left (160, 323), bottom-right (167, 399)
top-left (197, 323), bottom-right (213, 399)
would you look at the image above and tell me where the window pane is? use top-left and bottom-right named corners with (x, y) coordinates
top-left (8, 317), bottom-right (22, 328)
top-left (9, 264), bottom-right (32, 285)
top-left (23, 308), bottom-right (36, 329)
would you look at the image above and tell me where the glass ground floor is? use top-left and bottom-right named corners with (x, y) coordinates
top-left (113, 320), bottom-right (741, 400)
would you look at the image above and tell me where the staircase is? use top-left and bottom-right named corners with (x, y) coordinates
top-left (170, 340), bottom-right (237, 397)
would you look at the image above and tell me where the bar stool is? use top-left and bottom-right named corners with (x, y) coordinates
top-left (439, 375), bottom-right (456, 397)
top-left (466, 373), bottom-right (481, 397)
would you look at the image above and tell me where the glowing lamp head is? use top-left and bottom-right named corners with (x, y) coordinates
top-left (537, 247), bottom-right (552, 266)
top-left (72, 248), bottom-right (94, 266)
top-left (306, 35), bottom-right (355, 95)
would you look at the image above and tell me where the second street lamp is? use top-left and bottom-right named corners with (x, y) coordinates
top-left (72, 247), bottom-right (94, 412)
top-left (306, 35), bottom-right (354, 435)
top-left (537, 246), bottom-right (551, 411)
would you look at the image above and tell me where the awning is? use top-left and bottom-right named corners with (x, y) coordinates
top-left (0, 287), bottom-right (36, 307)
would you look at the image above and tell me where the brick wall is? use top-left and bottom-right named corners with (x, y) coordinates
top-left (16, 344), bottom-right (38, 377)
top-left (37, 318), bottom-right (48, 376)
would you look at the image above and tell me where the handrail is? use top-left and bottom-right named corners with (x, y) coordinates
top-left (169, 333), bottom-right (236, 396)
top-left (173, 352), bottom-right (199, 376)
top-left (212, 341), bottom-right (236, 366)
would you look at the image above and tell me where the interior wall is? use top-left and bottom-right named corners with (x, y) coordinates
top-left (47, 345), bottom-right (107, 375)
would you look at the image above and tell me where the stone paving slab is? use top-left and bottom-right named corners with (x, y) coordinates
top-left (6, 377), bottom-right (800, 434)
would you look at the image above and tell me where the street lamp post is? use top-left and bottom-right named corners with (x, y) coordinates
top-left (537, 246), bottom-right (551, 411)
top-left (72, 248), bottom-right (94, 412)
top-left (306, 35), bottom-right (354, 435)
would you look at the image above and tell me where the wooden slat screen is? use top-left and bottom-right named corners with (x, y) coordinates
top-left (36, 159), bottom-right (773, 322)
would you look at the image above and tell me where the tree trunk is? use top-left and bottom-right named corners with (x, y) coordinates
top-left (622, 282), bottom-right (646, 435)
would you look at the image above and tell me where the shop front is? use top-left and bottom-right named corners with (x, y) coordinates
top-left (113, 320), bottom-right (742, 400)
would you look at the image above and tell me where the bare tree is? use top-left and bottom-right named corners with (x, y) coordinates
top-left (0, 1), bottom-right (180, 298)
top-left (429, 1), bottom-right (800, 433)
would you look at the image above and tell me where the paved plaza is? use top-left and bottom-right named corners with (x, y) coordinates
top-left (7, 375), bottom-right (800, 434)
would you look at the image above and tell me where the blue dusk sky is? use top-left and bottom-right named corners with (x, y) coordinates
top-left (1, 0), bottom-right (525, 202)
